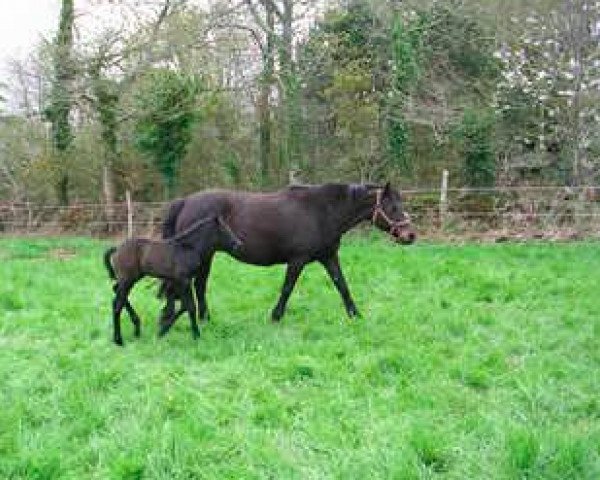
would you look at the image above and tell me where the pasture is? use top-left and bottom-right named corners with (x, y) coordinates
top-left (0, 235), bottom-right (598, 479)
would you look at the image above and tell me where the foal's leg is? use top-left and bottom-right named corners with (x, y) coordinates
top-left (158, 280), bottom-right (178, 329)
top-left (158, 255), bottom-right (214, 334)
top-left (271, 259), bottom-right (308, 322)
top-left (124, 301), bottom-right (141, 337)
top-left (113, 284), bottom-right (141, 337)
top-left (179, 282), bottom-right (200, 339)
top-left (158, 301), bottom-right (186, 337)
top-left (113, 281), bottom-right (134, 346)
top-left (319, 252), bottom-right (360, 318)
top-left (193, 254), bottom-right (214, 321)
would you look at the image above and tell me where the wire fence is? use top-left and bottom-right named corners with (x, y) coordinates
top-left (2, 184), bottom-right (600, 241)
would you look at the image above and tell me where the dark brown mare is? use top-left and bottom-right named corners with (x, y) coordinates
top-left (158, 182), bottom-right (415, 333)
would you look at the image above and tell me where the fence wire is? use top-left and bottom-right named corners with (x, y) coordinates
top-left (2, 185), bottom-right (600, 240)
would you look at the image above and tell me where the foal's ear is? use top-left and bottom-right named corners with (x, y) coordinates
top-left (382, 181), bottom-right (392, 197)
top-left (215, 215), bottom-right (227, 228)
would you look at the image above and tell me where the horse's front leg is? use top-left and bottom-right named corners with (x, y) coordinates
top-left (319, 252), bottom-right (360, 318)
top-left (271, 259), bottom-right (308, 322)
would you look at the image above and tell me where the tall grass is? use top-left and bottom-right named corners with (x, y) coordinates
top-left (0, 236), bottom-right (598, 479)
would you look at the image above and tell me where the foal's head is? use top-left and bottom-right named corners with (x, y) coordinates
top-left (214, 216), bottom-right (243, 252)
top-left (175, 215), bottom-right (242, 253)
top-left (371, 182), bottom-right (416, 245)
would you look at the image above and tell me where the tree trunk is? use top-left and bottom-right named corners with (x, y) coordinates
top-left (257, 3), bottom-right (275, 186)
top-left (280, 0), bottom-right (302, 180)
top-left (102, 163), bottom-right (115, 230)
top-left (90, 68), bottom-right (119, 230)
top-left (48, 0), bottom-right (75, 206)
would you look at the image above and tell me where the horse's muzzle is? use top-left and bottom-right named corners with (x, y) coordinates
top-left (394, 229), bottom-right (416, 245)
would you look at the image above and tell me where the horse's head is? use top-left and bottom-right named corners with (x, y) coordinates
top-left (215, 216), bottom-right (243, 253)
top-left (371, 182), bottom-right (416, 245)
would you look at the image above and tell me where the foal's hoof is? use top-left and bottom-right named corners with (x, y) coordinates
top-left (114, 338), bottom-right (124, 347)
top-left (347, 307), bottom-right (361, 318)
top-left (158, 327), bottom-right (169, 338)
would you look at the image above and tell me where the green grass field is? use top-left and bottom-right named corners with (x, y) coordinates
top-left (0, 235), bottom-right (599, 479)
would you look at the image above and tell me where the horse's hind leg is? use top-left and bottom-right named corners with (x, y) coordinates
top-left (271, 259), bottom-right (307, 321)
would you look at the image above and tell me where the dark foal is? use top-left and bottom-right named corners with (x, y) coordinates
top-left (104, 216), bottom-right (242, 345)
top-left (158, 182), bottom-right (415, 329)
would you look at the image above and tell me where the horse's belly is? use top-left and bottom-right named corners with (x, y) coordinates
top-left (227, 248), bottom-right (286, 266)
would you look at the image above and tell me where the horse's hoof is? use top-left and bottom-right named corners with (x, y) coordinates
top-left (114, 339), bottom-right (124, 346)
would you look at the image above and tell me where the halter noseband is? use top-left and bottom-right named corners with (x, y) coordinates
top-left (371, 189), bottom-right (411, 236)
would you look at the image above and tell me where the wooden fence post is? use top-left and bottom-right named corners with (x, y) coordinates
top-left (126, 190), bottom-right (133, 238)
top-left (27, 201), bottom-right (33, 234)
top-left (440, 169), bottom-right (449, 229)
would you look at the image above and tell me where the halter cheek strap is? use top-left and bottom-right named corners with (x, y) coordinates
top-left (372, 189), bottom-right (411, 235)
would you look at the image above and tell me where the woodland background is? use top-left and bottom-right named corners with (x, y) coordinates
top-left (1, 0), bottom-right (599, 235)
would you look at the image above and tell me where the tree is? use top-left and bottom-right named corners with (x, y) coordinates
top-left (298, 2), bottom-right (394, 181)
top-left (386, 12), bottom-right (423, 174)
top-left (81, 0), bottom-right (180, 222)
top-left (133, 69), bottom-right (201, 199)
top-left (495, 1), bottom-right (600, 185)
top-left (455, 109), bottom-right (496, 187)
top-left (45, 0), bottom-right (75, 205)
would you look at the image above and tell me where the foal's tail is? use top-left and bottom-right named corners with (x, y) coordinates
top-left (103, 247), bottom-right (117, 280)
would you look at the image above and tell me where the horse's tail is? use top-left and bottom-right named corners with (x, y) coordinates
top-left (103, 246), bottom-right (117, 280)
top-left (159, 198), bottom-right (186, 300)
top-left (162, 198), bottom-right (186, 239)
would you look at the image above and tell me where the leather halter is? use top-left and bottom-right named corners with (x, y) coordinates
top-left (371, 189), bottom-right (411, 236)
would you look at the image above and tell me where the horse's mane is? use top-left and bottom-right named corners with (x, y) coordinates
top-left (286, 182), bottom-right (382, 202)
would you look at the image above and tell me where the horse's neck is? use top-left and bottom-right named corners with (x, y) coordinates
top-left (334, 192), bottom-right (375, 235)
